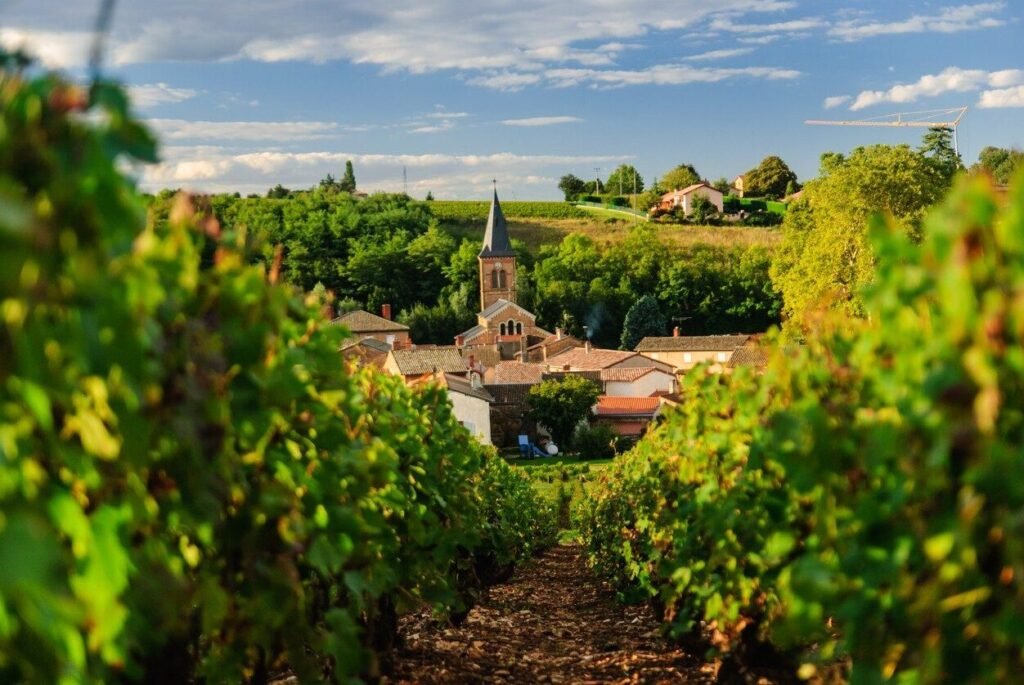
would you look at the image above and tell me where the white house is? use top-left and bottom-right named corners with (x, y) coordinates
top-left (411, 371), bottom-right (494, 445)
top-left (599, 367), bottom-right (677, 397)
top-left (659, 183), bottom-right (725, 215)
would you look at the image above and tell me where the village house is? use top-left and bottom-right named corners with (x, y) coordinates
top-left (593, 397), bottom-right (663, 439)
top-left (332, 305), bottom-right (411, 349)
top-left (599, 367), bottom-right (676, 397)
top-left (634, 331), bottom-right (752, 372)
top-left (732, 174), bottom-right (746, 198)
top-left (658, 182), bottom-right (725, 215)
top-left (340, 337), bottom-right (391, 368)
top-left (411, 372), bottom-right (494, 444)
top-left (525, 328), bottom-right (583, 362)
top-left (544, 345), bottom-right (674, 374)
top-left (384, 347), bottom-right (468, 380)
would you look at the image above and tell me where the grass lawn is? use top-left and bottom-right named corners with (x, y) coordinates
top-left (440, 218), bottom-right (780, 255)
top-left (575, 204), bottom-right (648, 221)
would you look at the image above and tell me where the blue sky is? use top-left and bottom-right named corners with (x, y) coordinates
top-left (2, 1), bottom-right (1022, 198)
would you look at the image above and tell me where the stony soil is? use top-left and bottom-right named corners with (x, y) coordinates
top-left (391, 544), bottom-right (718, 684)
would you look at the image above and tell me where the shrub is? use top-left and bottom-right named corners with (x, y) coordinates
top-left (572, 424), bottom-right (618, 460)
top-left (608, 196), bottom-right (629, 207)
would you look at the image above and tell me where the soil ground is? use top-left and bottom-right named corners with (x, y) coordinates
top-left (391, 544), bottom-right (716, 684)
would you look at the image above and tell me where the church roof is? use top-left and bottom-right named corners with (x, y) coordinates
top-left (479, 190), bottom-right (516, 258)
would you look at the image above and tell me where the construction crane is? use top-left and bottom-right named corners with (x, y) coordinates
top-left (806, 106), bottom-right (968, 157)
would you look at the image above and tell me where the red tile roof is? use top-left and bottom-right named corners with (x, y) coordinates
top-left (594, 396), bottom-right (662, 417)
top-left (486, 361), bottom-right (545, 385)
top-left (545, 347), bottom-right (638, 371)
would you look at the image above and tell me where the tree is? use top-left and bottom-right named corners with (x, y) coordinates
top-left (919, 127), bottom-right (961, 182)
top-left (267, 184), bottom-right (291, 199)
top-left (558, 173), bottom-right (587, 201)
top-left (527, 376), bottom-right (601, 448)
top-left (689, 195), bottom-right (718, 224)
top-left (712, 177), bottom-right (731, 194)
top-left (425, 190), bottom-right (434, 201)
top-left (661, 164), bottom-right (701, 191)
top-left (583, 178), bottom-right (605, 195)
top-left (972, 146), bottom-right (1024, 184)
top-left (604, 164), bottom-right (645, 195)
top-left (319, 173), bottom-right (340, 193)
top-left (620, 295), bottom-right (666, 350)
top-left (339, 160), bottom-right (357, 193)
top-left (744, 156), bottom-right (798, 199)
top-left (771, 144), bottom-right (950, 330)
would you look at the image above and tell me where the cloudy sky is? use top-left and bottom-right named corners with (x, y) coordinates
top-left (2, 1), bottom-right (1021, 198)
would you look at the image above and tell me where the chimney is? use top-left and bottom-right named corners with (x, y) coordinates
top-left (381, 303), bottom-right (392, 321)
top-left (556, 327), bottom-right (563, 340)
top-left (585, 340), bottom-right (591, 353)
top-left (673, 326), bottom-right (680, 337)
top-left (455, 334), bottom-right (465, 348)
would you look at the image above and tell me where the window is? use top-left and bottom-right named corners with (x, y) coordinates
top-left (507, 319), bottom-right (516, 336)
top-left (497, 269), bottom-right (507, 288)
top-left (683, 352), bottom-right (692, 363)
top-left (491, 268), bottom-right (500, 288)
top-left (499, 323), bottom-right (507, 336)
top-left (516, 322), bottom-right (523, 335)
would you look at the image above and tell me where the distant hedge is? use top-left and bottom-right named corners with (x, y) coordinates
top-left (723, 196), bottom-right (787, 215)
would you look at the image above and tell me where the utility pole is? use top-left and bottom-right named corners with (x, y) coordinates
top-left (593, 167), bottom-right (602, 195)
top-left (632, 168), bottom-right (637, 223)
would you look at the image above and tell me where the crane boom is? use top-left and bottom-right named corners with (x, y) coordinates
top-left (806, 107), bottom-right (968, 155)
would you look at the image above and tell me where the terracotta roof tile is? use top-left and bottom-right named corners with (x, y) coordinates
top-left (635, 335), bottom-right (750, 353)
top-left (486, 362), bottom-right (545, 385)
top-left (545, 347), bottom-right (638, 370)
top-left (333, 309), bottom-right (409, 333)
top-left (594, 396), bottom-right (662, 417)
top-left (600, 367), bottom-right (661, 382)
top-left (390, 347), bottom-right (467, 376)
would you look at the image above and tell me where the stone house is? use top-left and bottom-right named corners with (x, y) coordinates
top-left (634, 331), bottom-right (751, 372)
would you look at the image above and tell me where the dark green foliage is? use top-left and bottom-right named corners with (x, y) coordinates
top-left (340, 159), bottom-right (357, 193)
top-left (744, 155), bottom-right (798, 200)
top-left (0, 61), bottom-right (555, 683)
top-left (620, 295), bottom-right (667, 350)
top-left (919, 127), bottom-right (961, 181)
top-left (558, 173), bottom-right (588, 201)
top-left (608, 195), bottom-right (629, 207)
top-left (605, 164), bottom-right (645, 195)
top-left (581, 174), bottom-right (1024, 683)
top-left (689, 195), bottom-right (717, 224)
top-left (527, 376), bottom-right (601, 448)
top-left (972, 145), bottom-right (1023, 184)
top-left (572, 424), bottom-right (618, 460)
top-left (398, 301), bottom-right (476, 345)
top-left (660, 164), bottom-right (701, 191)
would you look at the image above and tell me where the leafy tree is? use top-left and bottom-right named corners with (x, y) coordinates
top-left (771, 144), bottom-right (950, 328)
top-left (339, 159), bottom-right (357, 193)
top-left (425, 190), bottom-right (435, 201)
top-left (689, 195), bottom-right (718, 224)
top-left (784, 180), bottom-right (798, 197)
top-left (620, 295), bottom-right (667, 350)
top-left (267, 183), bottom-right (291, 198)
top-left (558, 173), bottom-right (588, 201)
top-left (744, 155), bottom-right (798, 199)
top-left (661, 164), bottom-right (701, 191)
top-left (398, 302), bottom-right (475, 345)
top-left (604, 164), bottom-right (645, 195)
top-left (919, 127), bottom-right (961, 181)
top-left (319, 173), bottom-right (340, 193)
top-left (527, 376), bottom-right (601, 448)
top-left (972, 146), bottom-right (1024, 184)
top-left (583, 178), bottom-right (605, 195)
top-left (712, 177), bottom-right (732, 194)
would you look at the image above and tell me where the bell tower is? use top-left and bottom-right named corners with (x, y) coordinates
top-left (479, 186), bottom-right (516, 310)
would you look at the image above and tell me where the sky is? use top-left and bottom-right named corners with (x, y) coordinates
top-left (2, 1), bottom-right (1022, 199)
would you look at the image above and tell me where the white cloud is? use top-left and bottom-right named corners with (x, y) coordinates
top-left (3, 0), bottom-right (801, 92)
top-left (829, 3), bottom-right (1006, 42)
top-left (129, 83), bottom-right (199, 108)
top-left (847, 66), bottom-right (1024, 110)
top-left (737, 35), bottom-right (782, 45)
top-left (0, 28), bottom-right (93, 68)
top-left (978, 85), bottom-right (1024, 109)
top-left (823, 95), bottom-right (851, 109)
top-left (544, 64), bottom-right (800, 89)
top-left (709, 17), bottom-right (827, 34)
top-left (148, 119), bottom-right (347, 141)
top-left (683, 48), bottom-right (755, 62)
top-left (500, 116), bottom-right (583, 127)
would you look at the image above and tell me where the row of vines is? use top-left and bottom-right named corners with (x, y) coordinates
top-left (426, 200), bottom-right (589, 222)
top-left (580, 175), bottom-right (1024, 683)
top-left (0, 60), bottom-right (555, 682)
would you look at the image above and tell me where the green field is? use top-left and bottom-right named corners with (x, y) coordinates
top-left (428, 200), bottom-right (589, 222)
top-left (509, 456), bottom-right (614, 540)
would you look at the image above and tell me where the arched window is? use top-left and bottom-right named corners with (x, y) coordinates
top-left (516, 322), bottom-right (523, 335)
top-left (491, 268), bottom-right (500, 289)
top-left (507, 319), bottom-right (516, 336)
top-left (497, 269), bottom-right (507, 288)
top-left (499, 323), bottom-right (507, 336)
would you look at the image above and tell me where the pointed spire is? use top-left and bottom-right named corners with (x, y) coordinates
top-left (479, 188), bottom-right (515, 257)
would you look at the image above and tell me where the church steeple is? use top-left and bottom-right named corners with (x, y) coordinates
top-left (478, 187), bottom-right (517, 310)
top-left (479, 188), bottom-right (515, 258)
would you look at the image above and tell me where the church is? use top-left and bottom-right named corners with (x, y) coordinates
top-left (455, 190), bottom-right (552, 362)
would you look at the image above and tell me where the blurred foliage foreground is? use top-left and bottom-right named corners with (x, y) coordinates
top-left (0, 57), bottom-right (556, 683)
top-left (580, 172), bottom-right (1024, 683)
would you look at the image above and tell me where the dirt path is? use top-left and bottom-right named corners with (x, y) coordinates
top-left (391, 544), bottom-right (716, 684)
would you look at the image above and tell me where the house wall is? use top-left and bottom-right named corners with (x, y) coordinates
top-left (448, 391), bottom-right (492, 445)
top-left (605, 371), bottom-right (675, 397)
top-left (639, 349), bottom-right (733, 372)
top-left (594, 417), bottom-right (650, 438)
top-left (382, 354), bottom-right (402, 377)
top-left (682, 187), bottom-right (725, 214)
